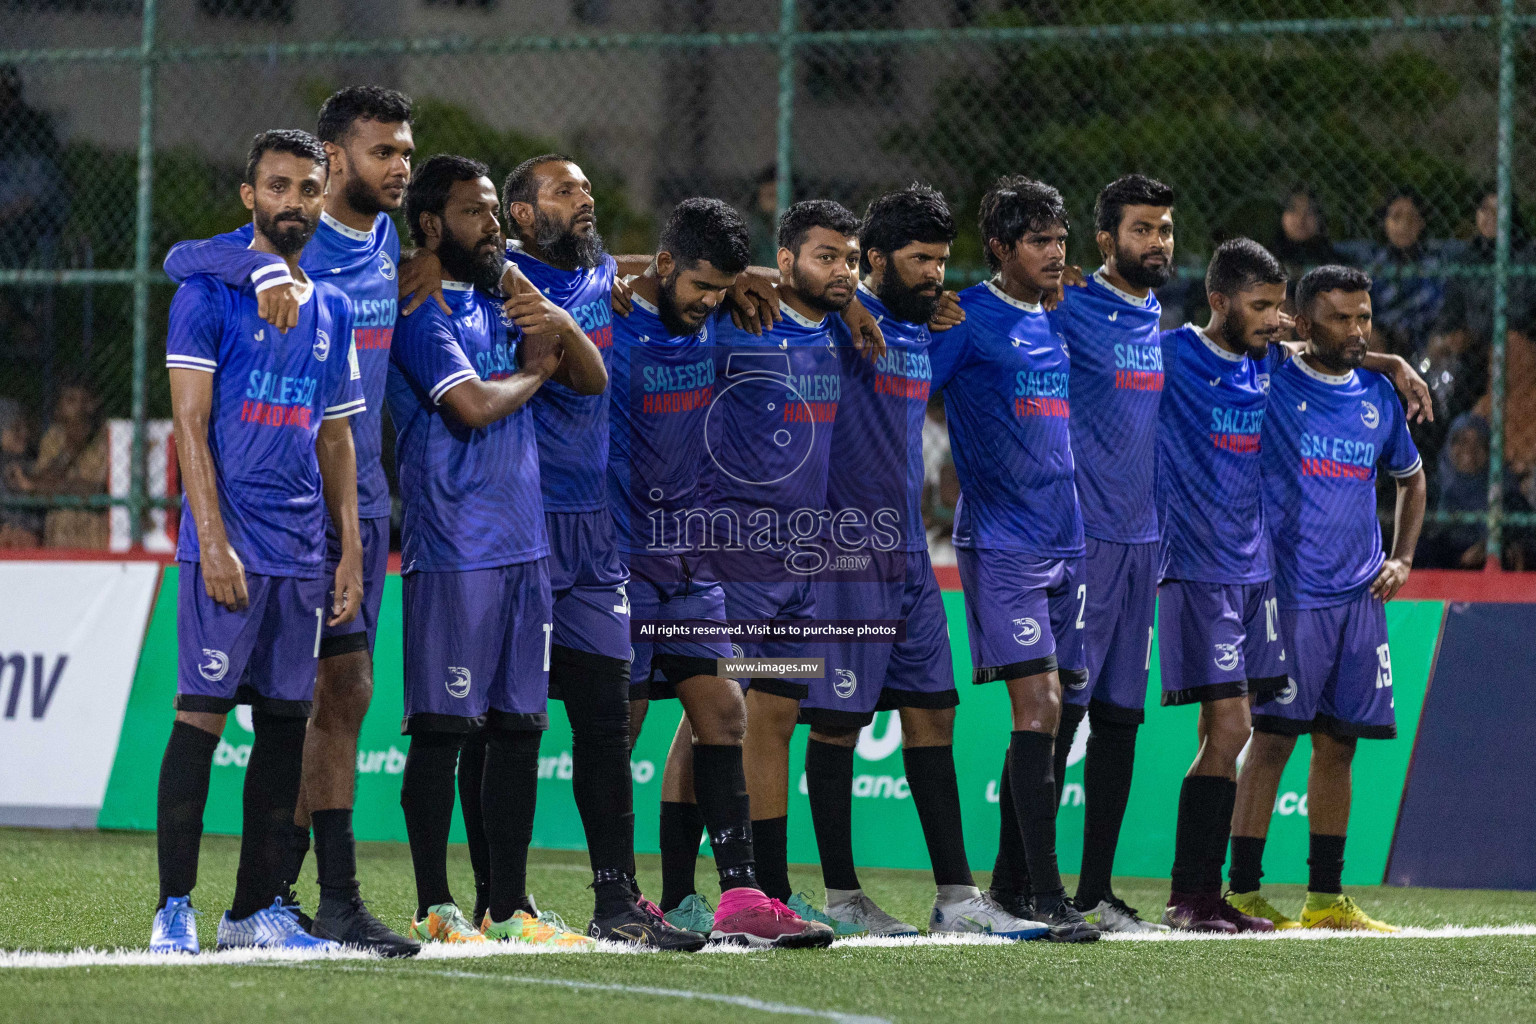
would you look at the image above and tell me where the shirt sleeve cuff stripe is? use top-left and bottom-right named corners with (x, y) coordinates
top-left (322, 404), bottom-right (367, 420)
top-left (323, 398), bottom-right (368, 415)
top-left (1389, 457), bottom-right (1424, 479)
top-left (429, 369), bottom-right (478, 404)
top-left (251, 264), bottom-right (292, 283)
top-left (166, 358), bottom-right (216, 372)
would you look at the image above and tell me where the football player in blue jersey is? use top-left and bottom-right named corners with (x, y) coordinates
top-left (934, 177), bottom-right (1099, 942)
top-left (161, 87), bottom-right (418, 955)
top-left (613, 200), bottom-right (833, 948)
top-left (151, 131), bottom-right (365, 955)
top-left (790, 186), bottom-right (1048, 941)
top-left (1156, 240), bottom-right (1429, 933)
top-left (389, 155), bottom-right (600, 949)
top-left (1226, 266), bottom-right (1425, 933)
top-left (1038, 174), bottom-right (1176, 933)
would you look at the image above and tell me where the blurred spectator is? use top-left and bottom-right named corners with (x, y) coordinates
top-left (0, 400), bottom-right (41, 548)
top-left (1272, 186), bottom-right (1340, 284)
top-left (747, 165), bottom-right (780, 268)
top-left (1340, 187), bottom-right (1446, 362)
top-left (5, 383), bottom-right (110, 549)
top-left (0, 65), bottom-right (66, 269)
top-left (1416, 412), bottom-right (1490, 569)
top-left (1426, 189), bottom-right (1536, 422)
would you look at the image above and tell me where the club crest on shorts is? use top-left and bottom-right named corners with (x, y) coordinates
top-left (313, 328), bottom-right (331, 362)
top-left (197, 648), bottom-right (229, 682)
top-left (378, 251), bottom-right (396, 281)
top-left (1213, 642), bottom-right (1240, 672)
top-left (833, 668), bottom-right (857, 699)
top-left (1361, 400), bottom-right (1380, 429)
top-left (1012, 617), bottom-right (1042, 646)
top-left (445, 666), bottom-right (472, 699)
top-left (1274, 677), bottom-right (1298, 705)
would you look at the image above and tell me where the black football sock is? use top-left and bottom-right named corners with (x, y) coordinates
top-left (990, 749), bottom-right (1028, 897)
top-left (311, 808), bottom-right (358, 904)
top-left (752, 816), bottom-right (792, 901)
top-left (1229, 835), bottom-right (1267, 894)
top-left (1076, 717), bottom-right (1138, 908)
top-left (1054, 703), bottom-right (1086, 806)
top-left (400, 731), bottom-right (463, 919)
top-left (557, 650), bottom-right (637, 914)
top-left (805, 739), bottom-right (861, 892)
top-left (456, 726), bottom-right (491, 921)
top-left (156, 720), bottom-right (220, 907)
top-left (1308, 833), bottom-right (1347, 895)
top-left (277, 821), bottom-right (311, 894)
top-left (230, 709), bottom-right (306, 920)
top-left (1169, 774), bottom-right (1231, 895)
top-left (482, 728), bottom-right (542, 923)
top-left (1205, 778), bottom-right (1238, 894)
top-left (1008, 730), bottom-right (1065, 900)
top-left (658, 800), bottom-right (705, 912)
top-left (691, 744), bottom-right (758, 893)
top-left (903, 745), bottom-right (975, 888)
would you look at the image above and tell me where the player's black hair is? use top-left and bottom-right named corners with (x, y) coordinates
top-left (979, 175), bottom-right (1069, 273)
top-left (778, 199), bottom-right (860, 257)
top-left (1094, 173), bottom-right (1175, 237)
top-left (859, 184), bottom-right (956, 274)
top-left (315, 85), bottom-right (413, 144)
top-left (1296, 264), bottom-right (1373, 314)
top-left (243, 129), bottom-right (328, 187)
top-left (404, 153), bottom-right (490, 248)
top-left (1204, 237), bottom-right (1286, 298)
top-left (502, 153), bottom-right (580, 214)
top-left (658, 197), bottom-right (750, 275)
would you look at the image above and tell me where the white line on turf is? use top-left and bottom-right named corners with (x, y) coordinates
top-left (4, 923), bottom-right (1535, 969)
top-left (272, 963), bottom-right (893, 1024)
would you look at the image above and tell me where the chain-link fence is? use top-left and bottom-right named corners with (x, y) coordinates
top-left (2, 0), bottom-right (1533, 564)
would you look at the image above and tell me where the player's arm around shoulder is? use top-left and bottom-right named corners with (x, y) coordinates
top-left (438, 323), bottom-right (563, 431)
top-left (500, 273), bottom-right (607, 396)
top-left (1372, 375), bottom-right (1428, 601)
top-left (1359, 350), bottom-right (1433, 424)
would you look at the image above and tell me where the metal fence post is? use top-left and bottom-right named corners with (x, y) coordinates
top-left (1486, 0), bottom-right (1516, 567)
top-left (775, 0), bottom-right (797, 221)
top-left (128, 0), bottom-right (158, 548)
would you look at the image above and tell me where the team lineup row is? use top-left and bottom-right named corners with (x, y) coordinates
top-left (146, 84), bottom-right (1432, 958)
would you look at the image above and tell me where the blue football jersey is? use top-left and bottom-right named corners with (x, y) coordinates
top-left (386, 281), bottom-right (546, 573)
top-left (704, 303), bottom-right (842, 532)
top-left (1263, 358), bottom-right (1421, 608)
top-left (1052, 269), bottom-right (1165, 545)
top-left (514, 248), bottom-right (617, 512)
top-left (1157, 324), bottom-right (1286, 584)
top-left (606, 292), bottom-right (720, 555)
top-left (163, 212), bottom-right (400, 519)
top-left (824, 284), bottom-right (933, 554)
top-left (166, 273), bottom-right (364, 578)
top-left (933, 281), bottom-right (1084, 558)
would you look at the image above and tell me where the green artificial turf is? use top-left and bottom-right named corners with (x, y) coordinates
top-left (3, 828), bottom-right (1534, 1024)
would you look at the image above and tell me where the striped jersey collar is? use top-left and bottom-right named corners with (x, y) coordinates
top-left (440, 280), bottom-right (474, 292)
top-left (985, 278), bottom-right (1043, 313)
top-left (1294, 355), bottom-right (1356, 386)
top-left (1194, 323), bottom-right (1246, 363)
top-left (320, 211), bottom-right (373, 242)
top-left (779, 301), bottom-right (826, 329)
top-left (1092, 267), bottom-right (1155, 308)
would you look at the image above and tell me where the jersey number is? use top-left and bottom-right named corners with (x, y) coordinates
top-left (1075, 584), bottom-right (1087, 630)
top-left (313, 607), bottom-right (324, 659)
top-left (1265, 597), bottom-right (1279, 642)
top-left (613, 583), bottom-right (631, 616)
top-left (543, 622), bottom-right (553, 673)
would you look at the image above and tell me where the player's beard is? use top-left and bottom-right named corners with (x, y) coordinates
top-left (255, 206), bottom-right (316, 258)
top-left (1114, 241), bottom-right (1172, 290)
top-left (656, 270), bottom-right (710, 336)
top-left (533, 206), bottom-right (606, 270)
top-left (876, 270), bottom-right (942, 324)
top-left (342, 173), bottom-right (388, 218)
top-left (789, 264), bottom-right (853, 313)
top-left (438, 228), bottom-right (506, 293)
top-left (1219, 306), bottom-right (1274, 360)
